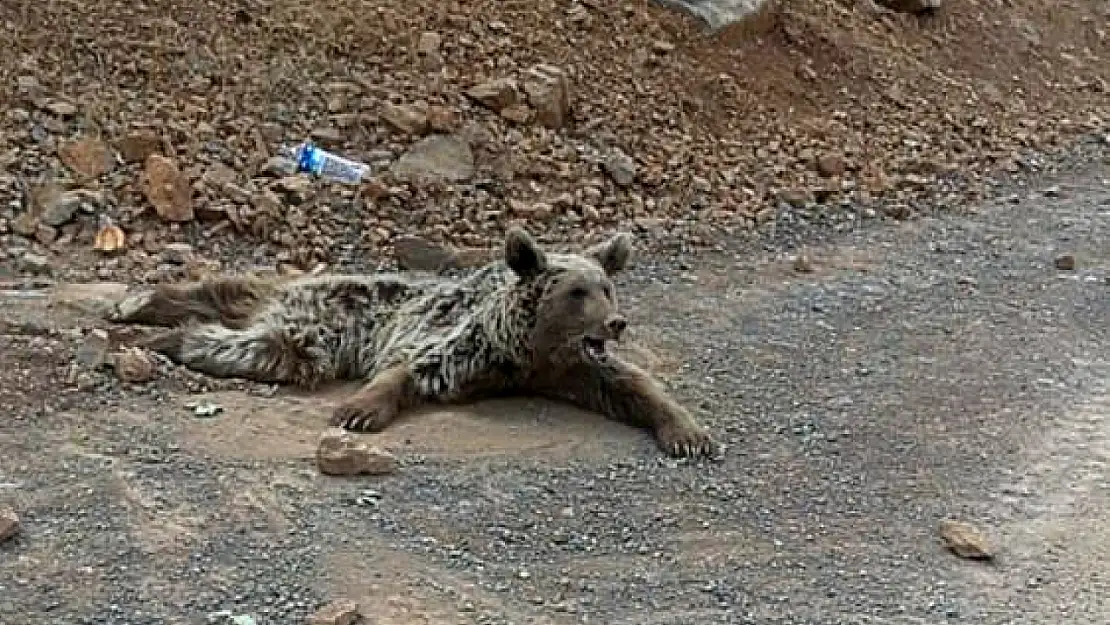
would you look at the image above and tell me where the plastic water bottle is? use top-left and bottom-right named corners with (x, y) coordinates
top-left (283, 141), bottom-right (369, 184)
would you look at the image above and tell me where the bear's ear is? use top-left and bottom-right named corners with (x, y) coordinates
top-left (588, 232), bottom-right (633, 275)
top-left (504, 227), bottom-right (548, 278)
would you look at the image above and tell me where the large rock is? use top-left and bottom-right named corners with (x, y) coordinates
top-left (522, 65), bottom-right (572, 129)
top-left (604, 149), bottom-right (637, 187)
top-left (76, 328), bottom-right (112, 369)
top-left (417, 31), bottom-right (442, 56)
top-left (59, 137), bottom-right (113, 179)
top-left (466, 78), bottom-right (520, 112)
top-left (113, 347), bottom-right (157, 383)
top-left (381, 103), bottom-right (429, 136)
top-left (392, 135), bottom-right (475, 182)
top-left (316, 429), bottom-right (398, 476)
top-left (938, 519), bottom-right (994, 561)
top-left (116, 130), bottom-right (162, 164)
top-left (41, 189), bottom-right (102, 227)
top-left (144, 155), bottom-right (194, 222)
top-left (0, 508), bottom-right (20, 543)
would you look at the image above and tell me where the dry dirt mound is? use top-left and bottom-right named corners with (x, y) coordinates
top-left (0, 0), bottom-right (1108, 283)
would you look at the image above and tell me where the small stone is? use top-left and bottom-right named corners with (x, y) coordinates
top-left (201, 162), bottom-right (239, 189)
top-left (938, 519), bottom-right (993, 561)
top-left (0, 509), bottom-right (20, 542)
top-left (310, 127), bottom-right (344, 145)
top-left (813, 187), bottom-right (837, 203)
top-left (500, 104), bottom-right (533, 125)
top-left (466, 78), bottom-right (520, 112)
top-left (792, 253), bottom-right (815, 273)
top-left (417, 31), bottom-right (442, 55)
top-left (76, 328), bottom-right (112, 369)
top-left (603, 149), bottom-right (636, 187)
top-left (274, 175), bottom-right (314, 204)
top-left (426, 106), bottom-right (458, 132)
top-left (263, 156), bottom-right (299, 177)
top-left (362, 178), bottom-right (390, 201)
top-left (12, 213), bottom-right (38, 237)
top-left (392, 134), bottom-right (475, 182)
top-left (1054, 254), bottom-right (1076, 271)
top-left (34, 223), bottom-right (57, 245)
top-left (317, 429), bottom-right (398, 476)
top-left (15, 75), bottom-right (40, 98)
top-left (18, 252), bottom-right (52, 276)
top-left (162, 243), bottom-right (195, 264)
top-left (113, 347), bottom-right (157, 383)
top-left (778, 188), bottom-right (813, 208)
top-left (59, 137), bottom-right (113, 179)
top-left (652, 40), bottom-right (676, 53)
top-left (116, 130), bottom-right (162, 164)
top-left (43, 100), bottom-right (77, 117)
top-left (522, 64), bottom-right (572, 129)
top-left (145, 155), bottom-right (194, 222)
top-left (40, 190), bottom-right (87, 227)
top-left (816, 153), bottom-right (847, 177)
top-left (528, 202), bottom-right (555, 220)
top-left (192, 402), bottom-right (224, 418)
top-left (380, 103), bottom-right (429, 136)
top-left (634, 217), bottom-right (665, 233)
top-left (307, 599), bottom-right (361, 625)
top-left (902, 173), bottom-right (928, 189)
top-left (195, 203), bottom-right (228, 223)
top-left (508, 199), bottom-right (555, 220)
top-left (885, 204), bottom-right (912, 220)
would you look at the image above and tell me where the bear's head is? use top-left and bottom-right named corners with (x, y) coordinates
top-left (503, 227), bottom-right (633, 368)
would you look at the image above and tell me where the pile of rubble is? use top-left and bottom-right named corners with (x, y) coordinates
top-left (0, 0), bottom-right (1107, 282)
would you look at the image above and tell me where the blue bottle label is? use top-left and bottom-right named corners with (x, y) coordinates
top-left (296, 144), bottom-right (322, 174)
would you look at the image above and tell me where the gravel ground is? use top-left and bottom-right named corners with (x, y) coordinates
top-left (3, 135), bottom-right (1110, 624)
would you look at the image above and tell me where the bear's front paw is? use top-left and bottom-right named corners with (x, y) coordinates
top-left (655, 418), bottom-right (718, 459)
top-left (329, 396), bottom-right (399, 433)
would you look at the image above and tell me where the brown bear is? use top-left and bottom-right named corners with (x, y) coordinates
top-left (110, 228), bottom-right (716, 458)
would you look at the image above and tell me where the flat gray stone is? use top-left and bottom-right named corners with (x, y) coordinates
top-left (391, 134), bottom-right (475, 183)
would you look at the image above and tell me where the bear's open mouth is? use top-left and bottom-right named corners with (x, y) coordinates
top-left (582, 336), bottom-right (610, 363)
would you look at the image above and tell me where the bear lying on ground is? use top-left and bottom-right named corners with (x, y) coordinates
top-left (110, 227), bottom-right (717, 458)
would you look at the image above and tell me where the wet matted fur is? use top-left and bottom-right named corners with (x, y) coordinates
top-left (110, 228), bottom-right (716, 458)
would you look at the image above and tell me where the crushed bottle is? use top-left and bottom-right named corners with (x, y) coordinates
top-left (281, 141), bottom-right (369, 185)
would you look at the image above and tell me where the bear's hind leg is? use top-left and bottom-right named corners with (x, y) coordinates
top-left (146, 321), bottom-right (329, 388)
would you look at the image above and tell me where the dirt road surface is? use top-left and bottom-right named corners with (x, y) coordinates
top-left (3, 152), bottom-right (1110, 624)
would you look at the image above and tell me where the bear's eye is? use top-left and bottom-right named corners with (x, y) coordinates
top-left (569, 287), bottom-right (589, 299)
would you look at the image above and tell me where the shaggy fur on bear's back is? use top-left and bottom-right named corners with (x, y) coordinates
top-left (113, 228), bottom-right (716, 458)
